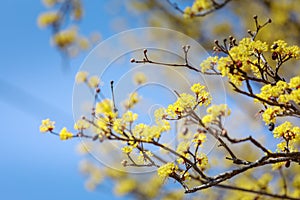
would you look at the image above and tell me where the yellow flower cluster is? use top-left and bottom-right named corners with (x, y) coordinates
top-left (271, 40), bottom-right (300, 59)
top-left (53, 28), bottom-right (77, 48)
top-left (167, 83), bottom-right (210, 118)
top-left (202, 104), bottom-right (230, 126)
top-left (183, 0), bottom-right (212, 19)
top-left (176, 141), bottom-right (191, 163)
top-left (87, 76), bottom-right (100, 88)
top-left (95, 99), bottom-right (116, 118)
top-left (42, 0), bottom-right (57, 7)
top-left (273, 121), bottom-right (300, 140)
top-left (157, 162), bottom-right (178, 178)
top-left (167, 93), bottom-right (196, 117)
top-left (200, 56), bottom-right (218, 73)
top-left (257, 76), bottom-right (300, 124)
top-left (75, 71), bottom-right (88, 83)
top-left (59, 127), bottom-right (73, 140)
top-left (123, 92), bottom-right (140, 109)
top-left (37, 12), bottom-right (60, 28)
top-left (261, 107), bottom-right (282, 125)
top-left (122, 146), bottom-right (133, 154)
top-left (114, 178), bottom-right (137, 196)
top-left (39, 118), bottom-right (55, 132)
top-left (74, 119), bottom-right (90, 130)
top-left (193, 131), bottom-right (206, 147)
top-left (75, 71), bottom-right (101, 89)
top-left (196, 153), bottom-right (208, 171)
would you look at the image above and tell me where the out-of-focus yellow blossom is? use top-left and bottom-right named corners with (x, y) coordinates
top-left (37, 11), bottom-right (60, 27)
top-left (123, 92), bottom-right (140, 109)
top-left (183, 7), bottom-right (195, 19)
top-left (133, 72), bottom-right (147, 85)
top-left (74, 119), bottom-right (90, 130)
top-left (78, 37), bottom-right (90, 50)
top-left (104, 168), bottom-right (126, 179)
top-left (290, 89), bottom-right (300, 104)
top-left (202, 104), bottom-right (230, 125)
top-left (293, 174), bottom-right (300, 188)
top-left (114, 178), bottom-right (137, 196)
top-left (39, 118), bottom-right (55, 132)
top-left (77, 142), bottom-right (92, 155)
top-left (201, 115), bottom-right (213, 126)
top-left (53, 28), bottom-right (77, 48)
top-left (193, 132), bottom-right (206, 146)
top-left (112, 119), bottom-right (125, 134)
top-left (257, 173), bottom-right (273, 188)
top-left (95, 99), bottom-right (116, 118)
top-left (94, 117), bottom-right (110, 135)
top-left (157, 162), bottom-right (178, 178)
top-left (196, 153), bottom-right (208, 171)
top-left (59, 127), bottom-right (73, 140)
top-left (72, 1), bottom-right (83, 20)
top-left (272, 162), bottom-right (285, 170)
top-left (273, 121), bottom-right (299, 140)
top-left (122, 146), bottom-right (133, 154)
top-left (154, 108), bottom-right (167, 123)
top-left (183, 0), bottom-right (212, 19)
top-left (88, 75), bottom-right (100, 88)
top-left (75, 71), bottom-right (88, 83)
top-left (162, 190), bottom-right (185, 200)
top-left (132, 123), bottom-right (147, 137)
top-left (122, 111), bottom-right (138, 123)
top-left (176, 141), bottom-right (191, 163)
top-left (42, 0), bottom-right (57, 7)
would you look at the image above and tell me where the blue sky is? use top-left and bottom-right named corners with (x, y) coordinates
top-left (0, 1), bottom-right (131, 199)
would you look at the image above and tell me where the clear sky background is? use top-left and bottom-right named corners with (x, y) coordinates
top-left (0, 1), bottom-right (132, 199)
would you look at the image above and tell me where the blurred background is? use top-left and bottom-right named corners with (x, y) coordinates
top-left (1, 0), bottom-right (300, 199)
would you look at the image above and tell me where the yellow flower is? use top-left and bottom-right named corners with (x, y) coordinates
top-left (123, 92), bottom-right (140, 109)
top-left (196, 153), bottom-right (208, 171)
top-left (59, 127), bottom-right (73, 140)
top-left (74, 119), bottom-right (90, 130)
top-left (53, 28), bottom-right (77, 48)
top-left (88, 76), bottom-right (100, 88)
top-left (193, 132), bottom-right (206, 146)
top-left (114, 178), bottom-right (137, 196)
top-left (133, 72), bottom-right (147, 85)
top-left (75, 71), bottom-right (88, 83)
top-left (95, 99), bottom-right (116, 117)
top-left (39, 118), bottom-right (55, 132)
top-left (202, 115), bottom-right (212, 125)
top-left (200, 56), bottom-right (218, 73)
top-left (289, 76), bottom-right (300, 89)
top-left (157, 163), bottom-right (178, 178)
top-left (37, 11), bottom-right (60, 28)
top-left (122, 146), bottom-right (133, 154)
top-left (78, 37), bottom-right (90, 50)
top-left (122, 111), bottom-right (138, 123)
top-left (273, 121), bottom-right (299, 141)
top-left (191, 83), bottom-right (205, 95)
top-left (42, 0), bottom-right (57, 7)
